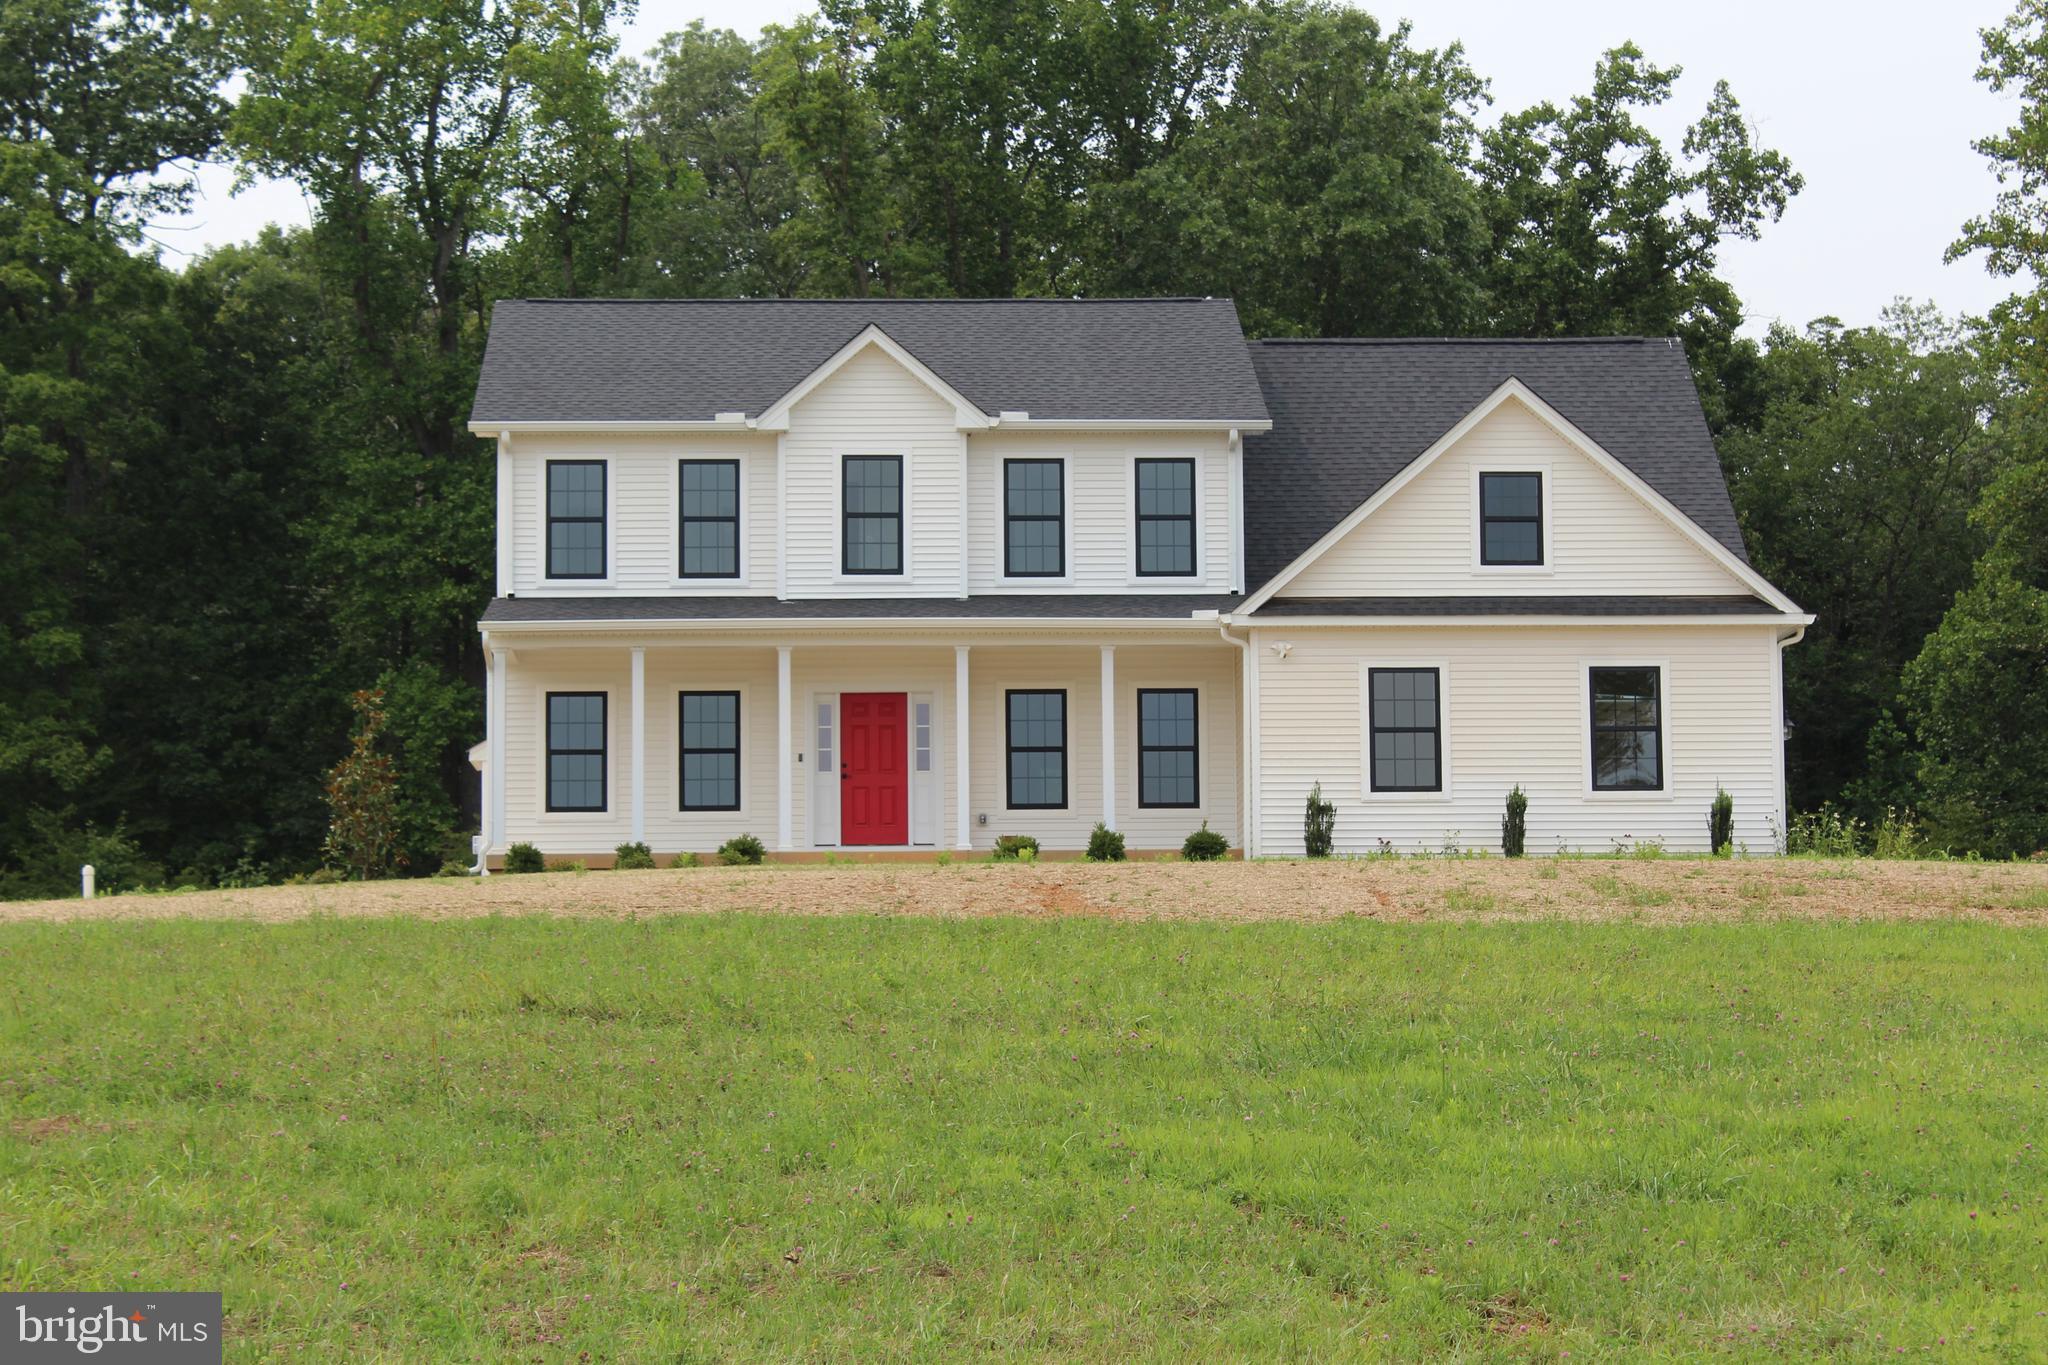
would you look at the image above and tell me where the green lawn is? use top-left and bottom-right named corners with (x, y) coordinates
top-left (1, 915), bottom-right (2042, 1360)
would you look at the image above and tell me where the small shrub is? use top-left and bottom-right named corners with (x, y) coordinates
top-left (294, 866), bottom-right (344, 885)
top-left (993, 834), bottom-right (1040, 861)
top-left (933, 850), bottom-right (952, 867)
top-left (1182, 821), bottom-right (1229, 861)
top-left (322, 688), bottom-right (400, 881)
top-left (1708, 787), bottom-right (1734, 856)
top-left (614, 841), bottom-right (656, 871)
top-left (1501, 786), bottom-right (1527, 857)
top-left (676, 851), bottom-right (702, 869)
top-left (1086, 822), bottom-right (1127, 862)
top-left (1304, 782), bottom-right (1336, 858)
top-left (503, 843), bottom-right (544, 874)
top-left (1786, 806), bottom-right (1863, 857)
top-left (431, 859), bottom-right (471, 878)
top-left (1872, 807), bottom-right (1925, 859)
top-left (718, 834), bottom-right (767, 865)
top-left (548, 858), bottom-right (588, 874)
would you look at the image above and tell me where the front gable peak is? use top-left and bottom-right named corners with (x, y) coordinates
top-left (753, 324), bottom-right (990, 431)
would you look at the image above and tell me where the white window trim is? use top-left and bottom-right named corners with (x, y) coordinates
top-left (1580, 658), bottom-right (1675, 800)
top-left (1125, 451), bottom-right (1206, 585)
top-left (676, 682), bottom-right (752, 818)
top-left (1470, 462), bottom-right (1555, 576)
top-left (1357, 660), bottom-right (1454, 802)
top-left (994, 452), bottom-right (1075, 586)
top-left (832, 449), bottom-right (913, 584)
top-left (1128, 676), bottom-right (1212, 817)
top-left (536, 456), bottom-right (616, 589)
top-left (670, 452), bottom-right (751, 589)
top-left (533, 682), bottom-right (615, 819)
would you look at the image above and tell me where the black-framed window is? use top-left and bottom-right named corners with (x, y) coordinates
top-left (842, 455), bottom-right (903, 574)
top-left (1368, 668), bottom-right (1441, 793)
top-left (1003, 459), bottom-right (1064, 577)
top-left (1480, 472), bottom-right (1543, 566)
top-left (1005, 689), bottom-right (1067, 809)
top-left (546, 692), bottom-right (607, 812)
top-left (679, 459), bottom-right (740, 578)
top-left (1135, 458), bottom-right (1196, 576)
top-left (679, 691), bottom-right (741, 811)
top-left (1137, 688), bottom-right (1199, 808)
top-left (1590, 666), bottom-right (1663, 791)
top-left (546, 460), bottom-right (607, 579)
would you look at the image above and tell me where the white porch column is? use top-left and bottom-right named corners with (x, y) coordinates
top-left (629, 647), bottom-right (647, 844)
top-left (487, 647), bottom-right (508, 861)
top-left (954, 645), bottom-right (973, 849)
top-left (1099, 645), bottom-right (1116, 827)
top-left (776, 646), bottom-right (794, 850)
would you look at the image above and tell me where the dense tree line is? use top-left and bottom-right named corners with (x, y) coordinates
top-left (3, 0), bottom-right (2044, 893)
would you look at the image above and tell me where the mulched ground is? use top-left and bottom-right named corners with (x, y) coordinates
top-left (6, 856), bottom-right (2046, 925)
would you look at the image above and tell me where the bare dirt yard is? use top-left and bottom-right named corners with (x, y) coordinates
top-left (7, 855), bottom-right (2047, 924)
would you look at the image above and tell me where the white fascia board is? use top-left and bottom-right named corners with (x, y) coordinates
top-left (989, 417), bottom-right (1272, 432)
top-left (753, 324), bottom-right (990, 431)
top-left (481, 615), bottom-right (1227, 635)
top-left (1235, 378), bottom-right (1802, 615)
top-left (467, 419), bottom-right (754, 435)
top-left (1220, 612), bottom-right (1816, 628)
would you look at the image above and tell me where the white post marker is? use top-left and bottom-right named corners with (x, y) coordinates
top-left (82, 864), bottom-right (95, 899)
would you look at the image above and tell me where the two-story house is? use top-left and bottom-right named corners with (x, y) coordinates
top-left (467, 297), bottom-right (1809, 864)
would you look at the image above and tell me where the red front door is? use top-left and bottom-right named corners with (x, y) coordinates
top-left (841, 692), bottom-right (909, 845)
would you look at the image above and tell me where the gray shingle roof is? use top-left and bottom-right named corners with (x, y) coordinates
top-left (482, 595), bottom-right (1240, 624)
top-left (1248, 595), bottom-right (1778, 618)
top-left (1243, 338), bottom-right (1749, 594)
top-left (470, 297), bottom-right (1271, 425)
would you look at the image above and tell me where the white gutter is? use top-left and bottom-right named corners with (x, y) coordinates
top-left (476, 615), bottom-right (1233, 635)
top-left (1217, 612), bottom-right (1816, 629)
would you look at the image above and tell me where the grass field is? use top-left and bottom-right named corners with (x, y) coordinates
top-left (2, 909), bottom-right (2043, 1359)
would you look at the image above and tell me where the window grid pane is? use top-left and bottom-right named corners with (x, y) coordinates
top-left (1135, 459), bottom-right (1196, 576)
top-left (547, 461), bottom-right (607, 579)
top-left (679, 691), bottom-right (741, 810)
top-left (1137, 688), bottom-right (1199, 808)
top-left (1479, 472), bottom-right (1543, 566)
top-left (1005, 690), bottom-right (1067, 809)
top-left (1590, 667), bottom-right (1662, 791)
top-left (1368, 668), bottom-right (1441, 793)
top-left (546, 692), bottom-right (607, 811)
top-left (1004, 459), bottom-right (1065, 577)
top-left (842, 457), bottom-right (903, 574)
top-left (679, 459), bottom-right (741, 578)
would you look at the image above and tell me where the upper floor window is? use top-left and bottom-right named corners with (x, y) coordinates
top-left (843, 455), bottom-right (903, 575)
top-left (679, 459), bottom-right (740, 579)
top-left (1137, 688), bottom-right (1199, 807)
top-left (1005, 689), bottom-right (1067, 809)
top-left (546, 691), bottom-right (607, 812)
top-left (1480, 472), bottom-right (1543, 565)
top-left (547, 460), bottom-right (606, 579)
top-left (1367, 668), bottom-right (1441, 792)
top-left (1135, 458), bottom-right (1196, 576)
top-left (1590, 666), bottom-right (1662, 791)
top-left (679, 691), bottom-right (741, 811)
top-left (1004, 459), bottom-right (1065, 577)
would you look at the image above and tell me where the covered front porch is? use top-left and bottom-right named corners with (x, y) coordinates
top-left (476, 627), bottom-right (1244, 865)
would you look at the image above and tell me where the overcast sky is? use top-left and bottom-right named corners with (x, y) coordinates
top-left (149, 0), bottom-right (2028, 337)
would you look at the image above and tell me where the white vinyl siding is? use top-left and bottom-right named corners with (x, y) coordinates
top-left (1279, 398), bottom-right (1745, 598)
top-left (1252, 624), bottom-right (1783, 855)
top-left (506, 432), bottom-right (777, 595)
top-left (965, 431), bottom-right (1235, 593)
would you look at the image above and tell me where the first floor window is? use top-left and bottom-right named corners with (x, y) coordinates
top-left (547, 460), bottom-right (607, 579)
top-left (1004, 458), bottom-right (1064, 576)
top-left (1135, 458), bottom-right (1195, 575)
top-left (680, 691), bottom-right (741, 811)
top-left (546, 692), bottom-right (606, 811)
top-left (1368, 668), bottom-right (1441, 792)
top-left (1480, 472), bottom-right (1543, 565)
top-left (1137, 688), bottom-right (1199, 807)
top-left (1590, 666), bottom-right (1662, 790)
top-left (679, 459), bottom-right (740, 578)
top-left (842, 455), bottom-right (903, 574)
top-left (1006, 689), bottom-right (1067, 809)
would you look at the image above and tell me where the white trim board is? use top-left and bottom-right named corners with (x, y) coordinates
top-left (755, 325), bottom-right (990, 432)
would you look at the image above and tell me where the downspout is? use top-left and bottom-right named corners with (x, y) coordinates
top-left (1219, 621), bottom-right (1255, 858)
top-left (1774, 625), bottom-right (1807, 853)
